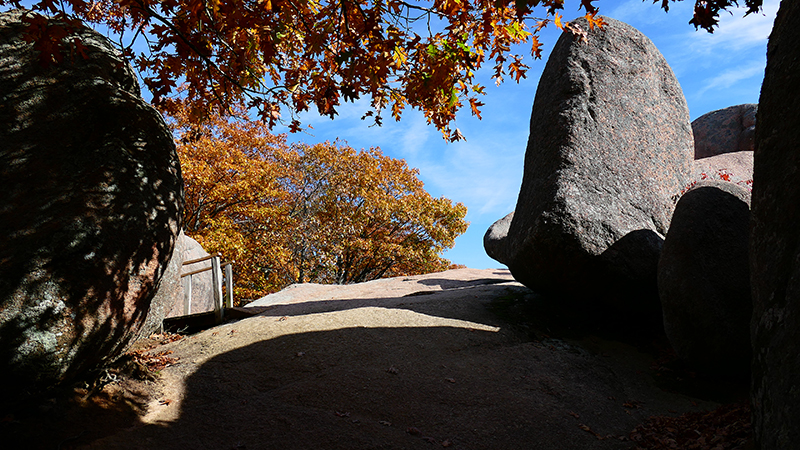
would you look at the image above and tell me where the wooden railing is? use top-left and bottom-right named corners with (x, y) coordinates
top-left (180, 254), bottom-right (233, 324)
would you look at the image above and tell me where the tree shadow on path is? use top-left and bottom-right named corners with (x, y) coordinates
top-left (72, 279), bottom-right (728, 450)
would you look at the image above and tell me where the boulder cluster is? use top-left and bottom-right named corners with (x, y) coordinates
top-left (484, 17), bottom-right (754, 376)
top-left (487, 4), bottom-right (800, 446)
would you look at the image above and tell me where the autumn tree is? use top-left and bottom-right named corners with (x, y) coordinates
top-left (170, 104), bottom-right (468, 301)
top-left (283, 141), bottom-right (469, 285)
top-left (169, 102), bottom-right (296, 299)
top-left (1, 1), bottom-right (762, 141)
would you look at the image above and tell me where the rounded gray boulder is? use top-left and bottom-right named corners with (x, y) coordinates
top-left (692, 150), bottom-right (753, 187)
top-left (483, 212), bottom-right (514, 266)
top-left (692, 104), bottom-right (757, 159)
top-left (0, 10), bottom-right (183, 394)
top-left (658, 181), bottom-right (751, 376)
top-left (167, 234), bottom-right (216, 317)
top-left (505, 16), bottom-right (693, 317)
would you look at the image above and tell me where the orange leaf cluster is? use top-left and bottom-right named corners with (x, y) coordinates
top-left (127, 349), bottom-right (179, 372)
top-left (673, 169), bottom-right (754, 202)
top-left (170, 102), bottom-right (469, 302)
top-left (2, 0), bottom-right (615, 140)
top-left (3, 1), bottom-right (760, 138)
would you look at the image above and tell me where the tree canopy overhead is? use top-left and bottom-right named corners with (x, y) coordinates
top-left (3, 0), bottom-right (764, 140)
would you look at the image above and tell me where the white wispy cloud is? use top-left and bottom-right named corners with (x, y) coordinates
top-left (399, 115), bottom-right (431, 158)
top-left (696, 62), bottom-right (766, 96)
top-left (416, 135), bottom-right (525, 216)
top-left (606, 0), bottom-right (687, 26)
top-left (685, 0), bottom-right (779, 55)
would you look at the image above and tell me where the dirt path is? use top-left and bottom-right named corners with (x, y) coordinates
top-left (10, 269), bottom-right (745, 449)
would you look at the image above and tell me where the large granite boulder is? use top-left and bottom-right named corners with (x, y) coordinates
top-left (483, 212), bottom-right (514, 266)
top-left (166, 234), bottom-right (216, 318)
top-left (504, 17), bottom-right (693, 316)
top-left (692, 150), bottom-right (753, 187)
top-left (137, 230), bottom-right (188, 338)
top-left (692, 104), bottom-right (757, 159)
top-left (750, 1), bottom-right (800, 448)
top-left (658, 181), bottom-right (751, 376)
top-left (142, 232), bottom-right (218, 325)
top-left (0, 10), bottom-right (183, 394)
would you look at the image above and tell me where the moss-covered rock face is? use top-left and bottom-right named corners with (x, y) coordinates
top-left (0, 9), bottom-right (183, 394)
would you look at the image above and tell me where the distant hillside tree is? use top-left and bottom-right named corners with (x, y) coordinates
top-left (285, 141), bottom-right (469, 284)
top-left (169, 105), bottom-right (468, 301)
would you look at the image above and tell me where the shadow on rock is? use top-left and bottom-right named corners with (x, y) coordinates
top-left (416, 277), bottom-right (509, 290)
top-left (1, 370), bottom-right (153, 449)
top-left (0, 9), bottom-right (183, 396)
top-left (247, 282), bottom-right (527, 332)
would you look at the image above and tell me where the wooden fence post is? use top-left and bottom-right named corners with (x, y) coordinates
top-left (184, 274), bottom-right (192, 315)
top-left (224, 263), bottom-right (233, 308)
top-left (211, 256), bottom-right (223, 324)
top-left (177, 253), bottom-right (231, 325)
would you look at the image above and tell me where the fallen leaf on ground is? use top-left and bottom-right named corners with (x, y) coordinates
top-left (579, 424), bottom-right (606, 440)
top-left (629, 402), bottom-right (750, 450)
top-left (127, 349), bottom-right (178, 372)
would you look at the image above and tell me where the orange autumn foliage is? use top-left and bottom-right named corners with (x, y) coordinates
top-left (169, 106), bottom-right (468, 303)
top-left (3, 1), bottom-right (756, 141)
top-left (4, 0), bottom-right (596, 140)
top-left (4, 1), bottom-right (763, 139)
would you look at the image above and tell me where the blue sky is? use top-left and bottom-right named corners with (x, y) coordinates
top-left (8, 0), bottom-right (774, 270)
top-left (270, 0), bottom-right (780, 270)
